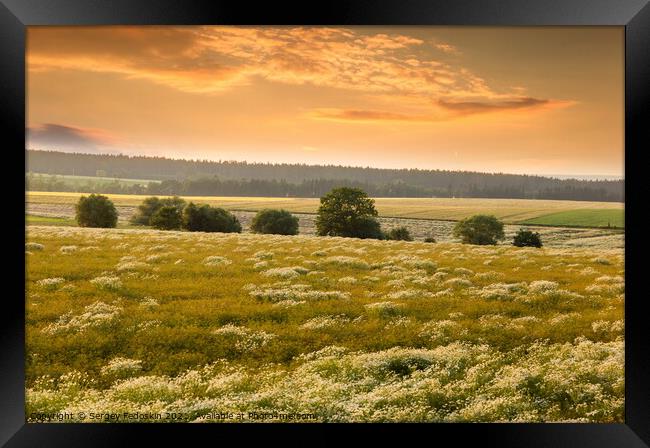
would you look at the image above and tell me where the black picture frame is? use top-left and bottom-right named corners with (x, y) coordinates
top-left (2, 0), bottom-right (648, 446)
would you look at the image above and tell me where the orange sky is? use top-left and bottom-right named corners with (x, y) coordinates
top-left (26, 26), bottom-right (624, 177)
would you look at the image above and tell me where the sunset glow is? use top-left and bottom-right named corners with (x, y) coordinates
top-left (27, 26), bottom-right (624, 176)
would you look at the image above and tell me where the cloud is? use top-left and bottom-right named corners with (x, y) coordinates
top-left (27, 123), bottom-right (118, 152)
top-left (435, 43), bottom-right (460, 54)
top-left (309, 108), bottom-right (437, 123)
top-left (28, 27), bottom-right (571, 121)
top-left (438, 97), bottom-right (574, 116)
top-left (309, 96), bottom-right (575, 124)
top-left (28, 27), bottom-right (513, 99)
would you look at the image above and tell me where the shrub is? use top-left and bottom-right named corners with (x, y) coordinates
top-left (251, 209), bottom-right (299, 235)
top-left (386, 226), bottom-right (413, 241)
top-left (150, 206), bottom-right (182, 230)
top-left (424, 236), bottom-right (436, 243)
top-left (130, 196), bottom-right (186, 226)
top-left (453, 214), bottom-right (505, 245)
top-left (315, 187), bottom-right (382, 239)
top-left (513, 228), bottom-right (543, 248)
top-left (347, 215), bottom-right (384, 239)
top-left (75, 194), bottom-right (118, 228)
top-left (182, 203), bottom-right (241, 233)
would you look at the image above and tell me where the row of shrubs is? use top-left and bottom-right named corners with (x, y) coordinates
top-left (74, 189), bottom-right (542, 247)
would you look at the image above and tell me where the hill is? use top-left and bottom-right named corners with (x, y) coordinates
top-left (26, 150), bottom-right (624, 202)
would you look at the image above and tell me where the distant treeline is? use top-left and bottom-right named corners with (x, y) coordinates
top-left (26, 150), bottom-right (624, 202)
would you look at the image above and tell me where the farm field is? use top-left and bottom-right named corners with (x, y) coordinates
top-left (25, 210), bottom-right (624, 251)
top-left (521, 209), bottom-right (624, 229)
top-left (26, 215), bottom-right (76, 227)
top-left (27, 191), bottom-right (624, 228)
top-left (27, 173), bottom-right (161, 187)
top-left (26, 226), bottom-right (624, 422)
top-left (26, 215), bottom-right (144, 230)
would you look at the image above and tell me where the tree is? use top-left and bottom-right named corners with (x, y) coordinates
top-left (386, 226), bottom-right (413, 241)
top-left (150, 206), bottom-right (182, 230)
top-left (130, 196), bottom-right (186, 226)
top-left (315, 187), bottom-right (382, 239)
top-left (348, 215), bottom-right (385, 239)
top-left (75, 194), bottom-right (118, 228)
top-left (513, 228), bottom-right (543, 248)
top-left (250, 209), bottom-right (299, 235)
top-left (182, 203), bottom-right (241, 233)
top-left (453, 214), bottom-right (505, 245)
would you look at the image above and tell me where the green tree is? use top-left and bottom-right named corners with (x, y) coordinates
top-left (386, 226), bottom-right (413, 241)
top-left (182, 203), bottom-right (241, 233)
top-left (75, 194), bottom-right (118, 228)
top-left (150, 206), bottom-right (182, 230)
top-left (513, 228), bottom-right (543, 248)
top-left (251, 209), bottom-right (299, 235)
top-left (315, 187), bottom-right (382, 239)
top-left (453, 214), bottom-right (505, 245)
top-left (130, 196), bottom-right (186, 226)
top-left (349, 215), bottom-right (385, 239)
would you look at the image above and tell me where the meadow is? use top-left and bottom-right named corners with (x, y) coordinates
top-left (27, 191), bottom-right (624, 228)
top-left (27, 173), bottom-right (160, 187)
top-left (26, 226), bottom-right (624, 422)
top-left (521, 209), bottom-right (624, 228)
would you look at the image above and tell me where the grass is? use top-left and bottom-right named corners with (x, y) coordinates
top-left (26, 215), bottom-right (145, 230)
top-left (520, 209), bottom-right (624, 229)
top-left (27, 172), bottom-right (160, 186)
top-left (26, 215), bottom-right (77, 226)
top-left (25, 226), bottom-right (624, 422)
top-left (27, 191), bottom-right (624, 228)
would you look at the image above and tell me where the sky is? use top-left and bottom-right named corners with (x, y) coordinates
top-left (26, 26), bottom-right (624, 177)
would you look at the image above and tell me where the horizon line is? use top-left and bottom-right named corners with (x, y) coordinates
top-left (26, 148), bottom-right (624, 181)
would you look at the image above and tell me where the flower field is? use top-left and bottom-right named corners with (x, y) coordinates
top-left (26, 226), bottom-right (624, 422)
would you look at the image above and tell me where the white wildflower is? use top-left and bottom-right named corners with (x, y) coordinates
top-left (90, 276), bottom-right (122, 290)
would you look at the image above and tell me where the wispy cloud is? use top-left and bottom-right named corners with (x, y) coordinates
top-left (27, 123), bottom-right (119, 152)
top-left (308, 96), bottom-right (573, 123)
top-left (437, 97), bottom-right (574, 115)
top-left (28, 26), bottom-right (572, 121)
top-left (435, 43), bottom-right (460, 55)
top-left (309, 108), bottom-right (437, 123)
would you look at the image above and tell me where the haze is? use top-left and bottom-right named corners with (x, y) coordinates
top-left (26, 26), bottom-right (624, 177)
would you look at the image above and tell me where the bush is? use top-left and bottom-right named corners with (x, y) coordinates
top-left (453, 214), bottom-right (505, 245)
top-left (347, 216), bottom-right (384, 239)
top-left (513, 228), bottom-right (543, 248)
top-left (75, 194), bottom-right (118, 228)
top-left (150, 206), bottom-right (182, 230)
top-left (130, 196), bottom-right (186, 226)
top-left (386, 226), bottom-right (413, 241)
top-left (315, 187), bottom-right (382, 239)
top-left (424, 236), bottom-right (436, 243)
top-left (182, 203), bottom-right (241, 233)
top-left (251, 209), bottom-right (299, 235)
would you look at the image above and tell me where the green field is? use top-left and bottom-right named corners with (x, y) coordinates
top-left (26, 226), bottom-right (624, 422)
top-left (26, 191), bottom-right (624, 228)
top-left (521, 209), bottom-right (624, 229)
top-left (26, 215), bottom-right (76, 226)
top-left (27, 173), bottom-right (161, 187)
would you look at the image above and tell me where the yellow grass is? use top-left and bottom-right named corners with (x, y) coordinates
top-left (25, 226), bottom-right (624, 422)
top-left (26, 191), bottom-right (623, 224)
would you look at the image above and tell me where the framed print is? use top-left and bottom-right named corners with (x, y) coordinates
top-left (1, 0), bottom-right (649, 446)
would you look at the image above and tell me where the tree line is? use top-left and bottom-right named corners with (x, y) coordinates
top-left (77, 187), bottom-right (542, 247)
top-left (26, 149), bottom-right (624, 202)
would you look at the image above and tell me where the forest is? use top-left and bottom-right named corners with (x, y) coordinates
top-left (26, 150), bottom-right (624, 202)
